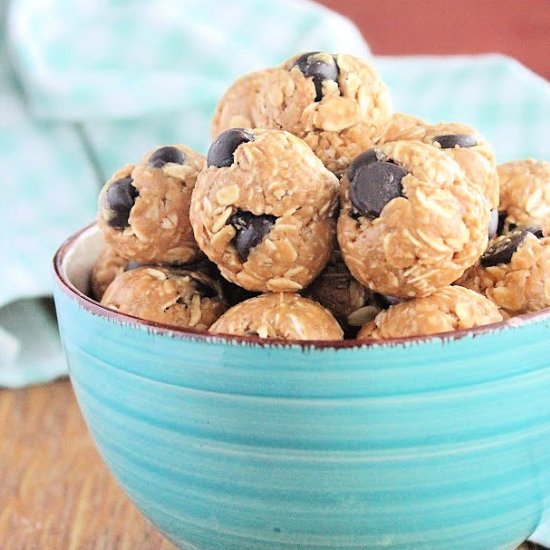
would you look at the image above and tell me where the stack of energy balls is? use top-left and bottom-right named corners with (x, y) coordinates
top-left (93, 52), bottom-right (550, 341)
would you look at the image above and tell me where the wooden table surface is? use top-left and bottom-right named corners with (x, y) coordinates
top-left (2, 1), bottom-right (548, 548)
top-left (0, 378), bottom-right (175, 550)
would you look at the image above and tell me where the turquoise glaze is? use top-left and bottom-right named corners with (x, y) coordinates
top-left (53, 225), bottom-right (550, 550)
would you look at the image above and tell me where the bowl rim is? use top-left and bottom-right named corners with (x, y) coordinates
top-left (53, 222), bottom-right (550, 350)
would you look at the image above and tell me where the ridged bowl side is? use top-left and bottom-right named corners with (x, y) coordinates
top-left (53, 281), bottom-right (550, 550)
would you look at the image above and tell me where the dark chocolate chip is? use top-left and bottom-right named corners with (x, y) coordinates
top-left (524, 225), bottom-right (544, 239)
top-left (293, 52), bottom-right (339, 102)
top-left (207, 129), bottom-right (254, 168)
top-left (374, 293), bottom-right (402, 309)
top-left (149, 146), bottom-right (185, 168)
top-left (488, 209), bottom-right (499, 238)
top-left (104, 177), bottom-right (139, 228)
top-left (347, 149), bottom-right (383, 182)
top-left (433, 134), bottom-right (477, 149)
top-left (480, 230), bottom-right (529, 267)
top-left (349, 160), bottom-right (407, 218)
top-left (496, 222), bottom-right (541, 240)
top-left (229, 210), bottom-right (277, 261)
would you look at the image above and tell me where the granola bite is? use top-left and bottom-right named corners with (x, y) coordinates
top-left (101, 266), bottom-right (227, 330)
top-left (209, 293), bottom-right (343, 340)
top-left (456, 229), bottom-right (550, 315)
top-left (91, 246), bottom-right (141, 300)
top-left (357, 286), bottom-right (502, 339)
top-left (377, 112), bottom-right (428, 144)
top-left (258, 52), bottom-right (392, 175)
top-left (337, 141), bottom-right (489, 298)
top-left (498, 159), bottom-right (550, 236)
top-left (211, 69), bottom-right (274, 140)
top-left (380, 118), bottom-right (498, 213)
top-left (422, 122), bottom-right (499, 211)
top-left (97, 145), bottom-right (205, 264)
top-left (190, 128), bottom-right (339, 292)
top-left (304, 258), bottom-right (381, 336)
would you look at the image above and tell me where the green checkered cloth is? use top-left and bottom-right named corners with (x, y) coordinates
top-left (1, 0), bottom-right (549, 390)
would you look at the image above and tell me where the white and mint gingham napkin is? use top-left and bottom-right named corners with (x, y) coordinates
top-left (1, 0), bottom-right (549, 390)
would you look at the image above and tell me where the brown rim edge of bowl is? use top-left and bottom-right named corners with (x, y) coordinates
top-left (53, 222), bottom-right (550, 350)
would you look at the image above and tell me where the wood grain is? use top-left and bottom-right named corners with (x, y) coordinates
top-left (0, 379), bottom-right (175, 550)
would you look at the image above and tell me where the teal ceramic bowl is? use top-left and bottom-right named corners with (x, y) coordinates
top-left (53, 224), bottom-right (550, 550)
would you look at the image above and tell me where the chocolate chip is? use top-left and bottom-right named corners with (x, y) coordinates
top-left (488, 209), bottom-right (499, 238)
top-left (347, 149), bottom-right (383, 182)
top-left (207, 129), bottom-right (254, 168)
top-left (293, 52), bottom-right (339, 102)
top-left (433, 134), bottom-right (477, 149)
top-left (480, 230), bottom-right (529, 267)
top-left (349, 158), bottom-right (407, 218)
top-left (149, 146), bottom-right (185, 168)
top-left (104, 177), bottom-right (139, 228)
top-left (524, 225), bottom-right (544, 238)
top-left (374, 293), bottom-right (402, 309)
top-left (229, 210), bottom-right (277, 261)
top-left (498, 220), bottom-right (542, 239)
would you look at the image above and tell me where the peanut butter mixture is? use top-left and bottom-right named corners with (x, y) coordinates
top-left (91, 50), bottom-right (548, 339)
top-left (498, 159), bottom-right (550, 236)
top-left (457, 231), bottom-right (550, 315)
top-left (211, 69), bottom-right (275, 140)
top-left (212, 52), bottom-right (391, 175)
top-left (190, 129), bottom-right (339, 292)
top-left (338, 141), bottom-right (489, 298)
top-left (358, 286), bottom-right (502, 339)
top-left (379, 117), bottom-right (498, 210)
top-left (101, 266), bottom-right (226, 330)
top-left (91, 246), bottom-right (136, 300)
top-left (98, 144), bottom-right (205, 264)
top-left (210, 293), bottom-right (343, 340)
